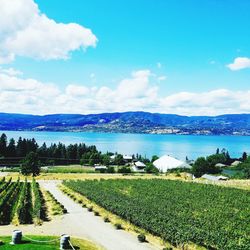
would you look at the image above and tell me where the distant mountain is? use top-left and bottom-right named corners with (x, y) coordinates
top-left (0, 112), bottom-right (250, 135)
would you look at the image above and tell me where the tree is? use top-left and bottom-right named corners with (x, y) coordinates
top-left (242, 152), bottom-right (248, 162)
top-left (206, 154), bottom-right (226, 167)
top-left (216, 148), bottom-right (220, 154)
top-left (7, 138), bottom-right (16, 157)
top-left (21, 152), bottom-right (40, 176)
top-left (192, 157), bottom-right (209, 177)
top-left (145, 163), bottom-right (159, 174)
top-left (0, 133), bottom-right (7, 157)
top-left (151, 155), bottom-right (159, 163)
top-left (114, 154), bottom-right (125, 165)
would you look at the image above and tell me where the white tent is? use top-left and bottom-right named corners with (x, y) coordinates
top-left (153, 155), bottom-right (191, 172)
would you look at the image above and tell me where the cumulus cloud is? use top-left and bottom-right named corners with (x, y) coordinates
top-left (0, 69), bottom-right (249, 115)
top-left (0, 0), bottom-right (97, 63)
top-left (227, 57), bottom-right (250, 71)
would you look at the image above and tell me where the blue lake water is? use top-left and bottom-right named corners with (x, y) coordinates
top-left (1, 130), bottom-right (250, 160)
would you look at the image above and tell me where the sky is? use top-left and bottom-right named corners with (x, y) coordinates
top-left (0, 0), bottom-right (250, 116)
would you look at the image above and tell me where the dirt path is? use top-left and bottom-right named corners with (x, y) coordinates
top-left (0, 180), bottom-right (159, 250)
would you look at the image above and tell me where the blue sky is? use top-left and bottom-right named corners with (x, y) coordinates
top-left (0, 0), bottom-right (250, 115)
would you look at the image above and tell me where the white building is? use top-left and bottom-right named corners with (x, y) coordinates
top-left (123, 154), bottom-right (133, 162)
top-left (132, 161), bottom-right (146, 172)
top-left (201, 174), bottom-right (228, 181)
top-left (153, 155), bottom-right (191, 172)
top-left (231, 160), bottom-right (242, 167)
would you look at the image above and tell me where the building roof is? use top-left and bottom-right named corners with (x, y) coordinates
top-left (202, 174), bottom-right (228, 181)
top-left (123, 154), bottom-right (133, 160)
top-left (153, 155), bottom-right (191, 172)
top-left (231, 160), bottom-right (242, 166)
top-left (94, 165), bottom-right (107, 170)
top-left (134, 161), bottom-right (146, 167)
top-left (215, 163), bottom-right (227, 167)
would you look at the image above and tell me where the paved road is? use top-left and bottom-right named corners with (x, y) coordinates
top-left (39, 181), bottom-right (159, 250)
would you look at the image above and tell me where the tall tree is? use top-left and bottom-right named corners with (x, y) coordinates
top-left (21, 152), bottom-right (40, 176)
top-left (0, 133), bottom-right (7, 157)
top-left (7, 138), bottom-right (16, 157)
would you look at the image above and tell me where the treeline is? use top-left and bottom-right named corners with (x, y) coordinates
top-left (0, 133), bottom-right (105, 166)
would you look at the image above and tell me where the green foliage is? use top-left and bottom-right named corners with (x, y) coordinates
top-left (145, 162), bottom-right (159, 173)
top-left (16, 179), bottom-right (32, 224)
top-left (64, 179), bottom-right (250, 249)
top-left (0, 178), bottom-right (21, 224)
top-left (192, 154), bottom-right (223, 177)
top-left (21, 152), bottom-right (40, 176)
top-left (235, 157), bottom-right (250, 179)
top-left (151, 155), bottom-right (159, 163)
top-left (137, 234), bottom-right (146, 242)
top-left (114, 223), bottom-right (123, 230)
top-left (32, 178), bottom-right (42, 223)
top-left (117, 166), bottom-right (132, 173)
top-left (192, 157), bottom-right (208, 177)
top-left (114, 154), bottom-right (125, 165)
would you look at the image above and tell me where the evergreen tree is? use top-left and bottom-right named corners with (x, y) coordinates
top-left (21, 152), bottom-right (40, 176)
top-left (0, 133), bottom-right (7, 157)
top-left (7, 138), bottom-right (16, 157)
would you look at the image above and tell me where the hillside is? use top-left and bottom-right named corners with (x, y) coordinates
top-left (0, 112), bottom-right (250, 135)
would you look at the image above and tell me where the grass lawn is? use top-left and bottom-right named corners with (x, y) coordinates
top-left (0, 236), bottom-right (100, 250)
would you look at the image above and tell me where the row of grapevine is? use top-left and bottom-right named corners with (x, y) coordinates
top-left (14, 179), bottom-right (33, 224)
top-left (31, 178), bottom-right (45, 224)
top-left (0, 178), bottom-right (46, 225)
top-left (64, 179), bottom-right (250, 250)
top-left (0, 177), bottom-right (12, 194)
top-left (0, 178), bottom-right (21, 224)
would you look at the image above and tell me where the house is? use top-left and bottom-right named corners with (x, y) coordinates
top-left (123, 154), bottom-right (133, 162)
top-left (153, 155), bottom-right (191, 172)
top-left (201, 174), bottom-right (229, 181)
top-left (231, 160), bottom-right (242, 167)
top-left (94, 165), bottom-right (107, 171)
top-left (215, 163), bottom-right (227, 167)
top-left (110, 155), bottom-right (116, 161)
top-left (132, 161), bottom-right (146, 172)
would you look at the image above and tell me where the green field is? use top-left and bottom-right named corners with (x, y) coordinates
top-left (0, 236), bottom-right (99, 250)
top-left (64, 179), bottom-right (250, 250)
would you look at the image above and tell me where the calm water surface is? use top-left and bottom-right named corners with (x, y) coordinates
top-left (1, 130), bottom-right (250, 160)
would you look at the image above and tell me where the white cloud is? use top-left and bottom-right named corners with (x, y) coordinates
top-left (0, 69), bottom-right (250, 116)
top-left (0, 67), bottom-right (23, 76)
top-left (0, 0), bottom-right (97, 63)
top-left (66, 84), bottom-right (90, 97)
top-left (227, 57), bottom-right (250, 71)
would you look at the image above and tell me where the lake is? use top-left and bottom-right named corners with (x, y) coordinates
top-left (1, 130), bottom-right (250, 160)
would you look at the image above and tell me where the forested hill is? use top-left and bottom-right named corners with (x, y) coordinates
top-left (0, 112), bottom-right (250, 135)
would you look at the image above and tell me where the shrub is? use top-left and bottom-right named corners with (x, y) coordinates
top-left (114, 223), bottom-right (122, 230)
top-left (94, 211), bottom-right (100, 216)
top-left (87, 206), bottom-right (93, 212)
top-left (104, 217), bottom-right (110, 223)
top-left (137, 234), bottom-right (146, 242)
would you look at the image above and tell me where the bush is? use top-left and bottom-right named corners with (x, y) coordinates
top-left (94, 211), bottom-right (100, 216)
top-left (104, 217), bottom-right (110, 223)
top-left (117, 166), bottom-right (131, 174)
top-left (114, 223), bottom-right (122, 229)
top-left (87, 206), bottom-right (93, 212)
top-left (137, 234), bottom-right (146, 242)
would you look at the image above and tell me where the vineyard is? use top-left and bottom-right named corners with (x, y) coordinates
top-left (63, 179), bottom-right (250, 250)
top-left (0, 177), bottom-right (46, 225)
